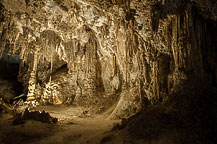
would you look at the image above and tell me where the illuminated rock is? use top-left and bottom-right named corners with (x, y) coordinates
top-left (0, 0), bottom-right (216, 118)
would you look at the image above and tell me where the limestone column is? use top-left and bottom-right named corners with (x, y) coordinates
top-left (26, 45), bottom-right (40, 102)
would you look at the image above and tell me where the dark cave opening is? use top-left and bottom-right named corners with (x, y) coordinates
top-left (0, 52), bottom-right (24, 103)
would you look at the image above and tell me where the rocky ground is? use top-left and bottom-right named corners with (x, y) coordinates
top-left (0, 0), bottom-right (217, 144)
top-left (0, 78), bottom-right (217, 144)
top-left (0, 105), bottom-right (120, 144)
top-left (106, 79), bottom-right (217, 144)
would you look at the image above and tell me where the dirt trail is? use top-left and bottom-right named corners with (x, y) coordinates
top-left (0, 105), bottom-right (120, 144)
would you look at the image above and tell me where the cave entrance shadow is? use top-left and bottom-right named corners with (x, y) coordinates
top-left (0, 52), bottom-right (24, 103)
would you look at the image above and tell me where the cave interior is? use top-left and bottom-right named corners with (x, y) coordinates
top-left (0, 0), bottom-right (217, 144)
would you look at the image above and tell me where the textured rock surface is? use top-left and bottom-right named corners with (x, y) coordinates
top-left (0, 0), bottom-right (217, 118)
top-left (109, 87), bottom-right (141, 119)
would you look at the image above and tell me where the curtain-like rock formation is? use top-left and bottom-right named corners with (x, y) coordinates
top-left (0, 0), bottom-right (216, 118)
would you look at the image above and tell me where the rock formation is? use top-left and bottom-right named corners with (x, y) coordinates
top-left (0, 0), bottom-right (216, 118)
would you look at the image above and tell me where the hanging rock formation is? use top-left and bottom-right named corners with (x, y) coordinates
top-left (0, 0), bottom-right (216, 118)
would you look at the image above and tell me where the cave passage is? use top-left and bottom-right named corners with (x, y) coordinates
top-left (0, 0), bottom-right (217, 144)
top-left (0, 51), bottom-right (24, 103)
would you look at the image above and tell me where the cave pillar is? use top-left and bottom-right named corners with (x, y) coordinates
top-left (26, 45), bottom-right (40, 103)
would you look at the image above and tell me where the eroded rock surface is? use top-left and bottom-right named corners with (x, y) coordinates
top-left (0, 0), bottom-right (216, 118)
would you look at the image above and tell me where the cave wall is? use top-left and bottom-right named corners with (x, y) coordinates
top-left (0, 0), bottom-right (216, 109)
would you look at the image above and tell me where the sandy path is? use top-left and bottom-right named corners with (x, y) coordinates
top-left (0, 105), bottom-right (120, 144)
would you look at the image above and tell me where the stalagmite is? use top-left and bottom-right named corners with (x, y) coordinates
top-left (0, 0), bottom-right (217, 143)
top-left (26, 45), bottom-right (40, 102)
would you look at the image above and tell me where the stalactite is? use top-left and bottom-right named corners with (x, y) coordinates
top-left (0, 26), bottom-right (7, 58)
top-left (171, 16), bottom-right (178, 70)
top-left (51, 51), bottom-right (53, 74)
top-left (0, 0), bottom-right (215, 108)
top-left (113, 54), bottom-right (117, 76)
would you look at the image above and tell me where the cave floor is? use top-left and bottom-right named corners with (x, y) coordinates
top-left (0, 105), bottom-right (121, 144)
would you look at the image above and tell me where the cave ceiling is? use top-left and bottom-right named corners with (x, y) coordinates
top-left (0, 0), bottom-right (216, 109)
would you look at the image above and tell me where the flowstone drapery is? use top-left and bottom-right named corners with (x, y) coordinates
top-left (0, 0), bottom-right (216, 117)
